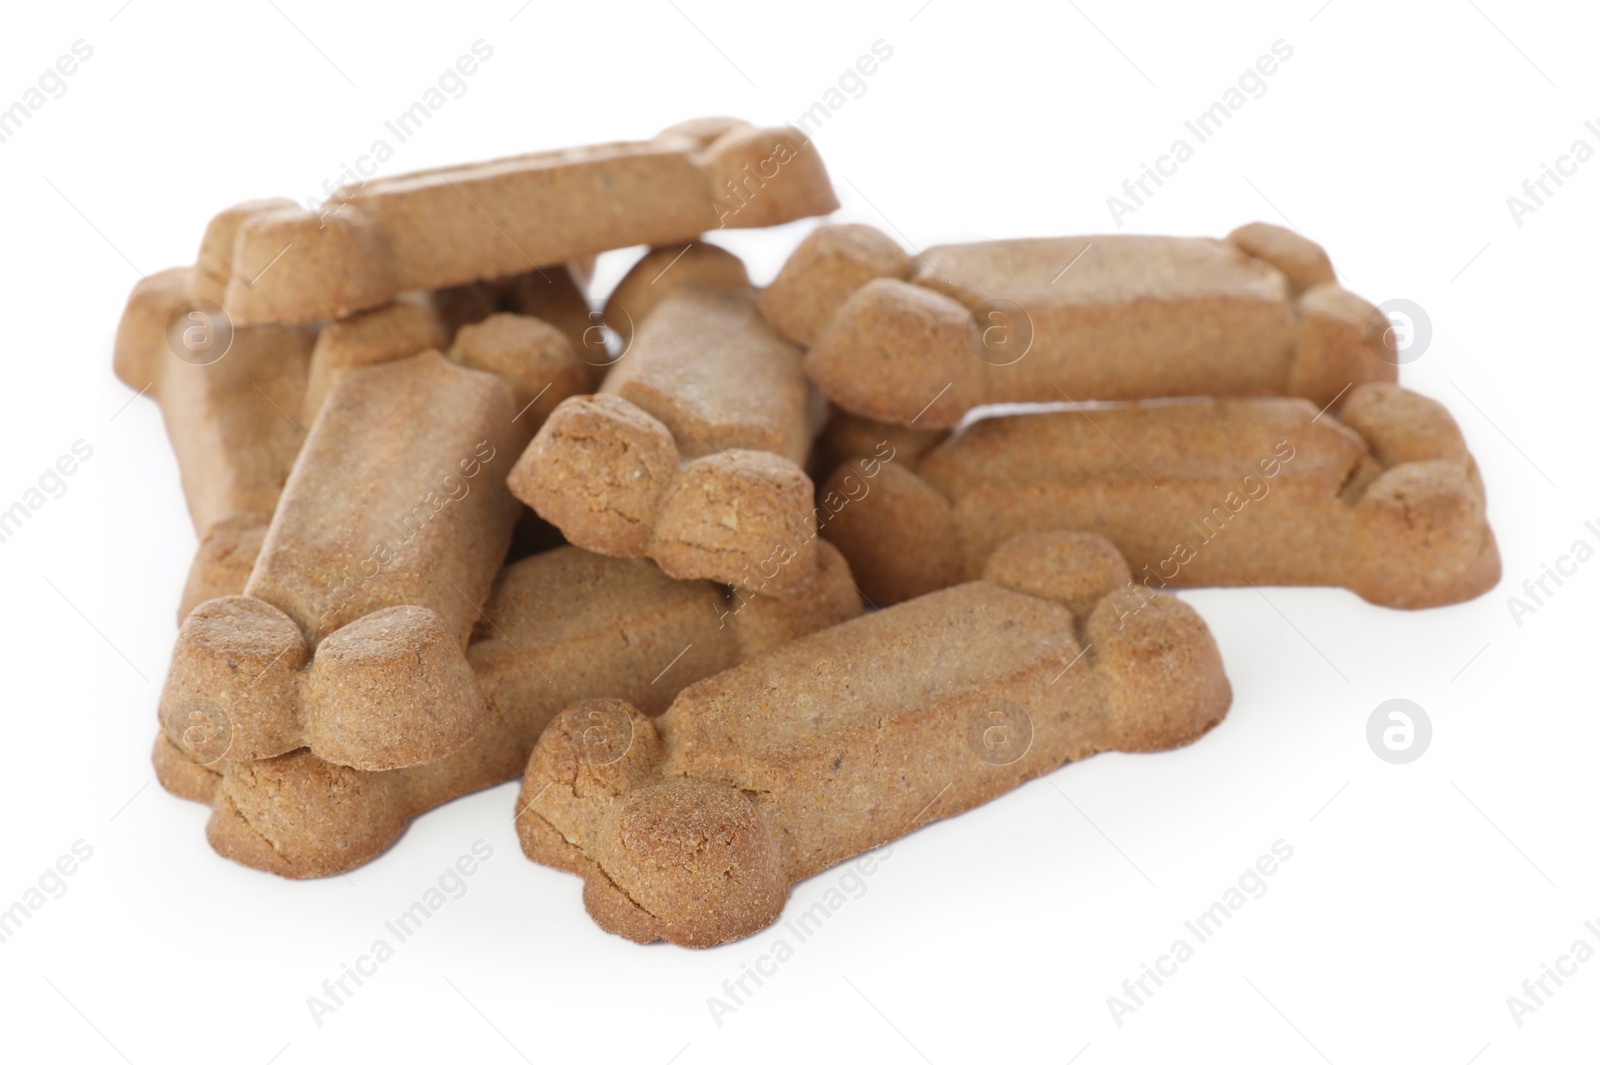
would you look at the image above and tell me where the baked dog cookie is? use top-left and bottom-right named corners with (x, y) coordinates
top-left (761, 222), bottom-right (1398, 428)
top-left (113, 202), bottom-right (319, 619)
top-left (115, 202), bottom-right (590, 617)
top-left (820, 383), bottom-right (1500, 609)
top-left (221, 119), bottom-right (838, 326)
top-left (510, 245), bottom-right (825, 596)
top-left (515, 531), bottom-right (1230, 947)
top-left (154, 542), bottom-right (861, 877)
top-left (157, 352), bottom-right (533, 772)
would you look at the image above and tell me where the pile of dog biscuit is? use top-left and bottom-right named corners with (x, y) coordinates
top-left (118, 117), bottom-right (1500, 948)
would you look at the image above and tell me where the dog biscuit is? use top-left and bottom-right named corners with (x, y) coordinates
top-left (299, 299), bottom-right (448, 423)
top-left (158, 351), bottom-right (532, 772)
top-left (514, 531), bottom-right (1230, 947)
top-left (821, 383), bottom-right (1501, 609)
top-left (436, 263), bottom-right (610, 385)
top-left (113, 201), bottom-right (319, 619)
top-left (152, 541), bottom-right (862, 877)
top-left (811, 406), bottom-right (948, 483)
top-left (762, 223), bottom-right (1397, 428)
top-left (510, 245), bottom-right (824, 596)
top-left (221, 119), bottom-right (838, 326)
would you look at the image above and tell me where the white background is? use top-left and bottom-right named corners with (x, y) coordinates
top-left (1, 1), bottom-right (1595, 1062)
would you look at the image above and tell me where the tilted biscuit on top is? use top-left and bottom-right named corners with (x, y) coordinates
top-left (510, 244), bottom-right (828, 597)
top-left (221, 118), bottom-right (838, 326)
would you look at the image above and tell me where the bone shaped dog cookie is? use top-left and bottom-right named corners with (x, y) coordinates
top-left (152, 541), bottom-right (862, 877)
top-left (115, 203), bottom-right (578, 618)
top-left (510, 244), bottom-right (824, 596)
top-left (820, 383), bottom-right (1501, 609)
top-left (514, 531), bottom-right (1231, 947)
top-left (301, 274), bottom-right (598, 425)
top-left (759, 222), bottom-right (1398, 428)
top-left (221, 118), bottom-right (838, 326)
top-left (158, 351), bottom-right (533, 772)
top-left (113, 201), bottom-right (318, 619)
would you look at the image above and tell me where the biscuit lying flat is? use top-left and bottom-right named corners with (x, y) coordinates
top-left (222, 118), bottom-right (838, 326)
top-left (158, 352), bottom-right (532, 772)
top-left (511, 245), bottom-right (824, 596)
top-left (761, 223), bottom-right (1397, 428)
top-left (515, 531), bottom-right (1229, 947)
top-left (113, 201), bottom-right (319, 620)
top-left (153, 542), bottom-right (861, 877)
top-left (820, 383), bottom-right (1500, 609)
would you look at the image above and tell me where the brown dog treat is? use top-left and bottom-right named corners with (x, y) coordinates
top-left (505, 264), bottom-right (610, 384)
top-left (118, 203), bottom-right (577, 619)
top-left (758, 223), bottom-right (910, 346)
top-left (511, 253), bottom-right (823, 596)
top-left (785, 223), bottom-right (1397, 428)
top-left (179, 515), bottom-right (271, 623)
top-left (158, 541), bottom-right (861, 878)
top-left (603, 243), bottom-right (752, 335)
top-left (1226, 222), bottom-right (1336, 295)
top-left (158, 352), bottom-right (533, 772)
top-left (515, 531), bottom-right (1230, 947)
top-left (113, 249), bottom-right (318, 621)
top-left (300, 299), bottom-right (448, 423)
top-left (820, 383), bottom-right (1500, 609)
top-left (430, 278), bottom-right (506, 338)
top-left (151, 732), bottom-right (222, 805)
top-left (220, 120), bottom-right (838, 326)
top-left (448, 312), bottom-right (591, 419)
top-left (810, 406), bottom-right (948, 482)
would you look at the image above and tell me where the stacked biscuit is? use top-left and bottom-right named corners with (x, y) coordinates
top-left (120, 118), bottom-right (1499, 948)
